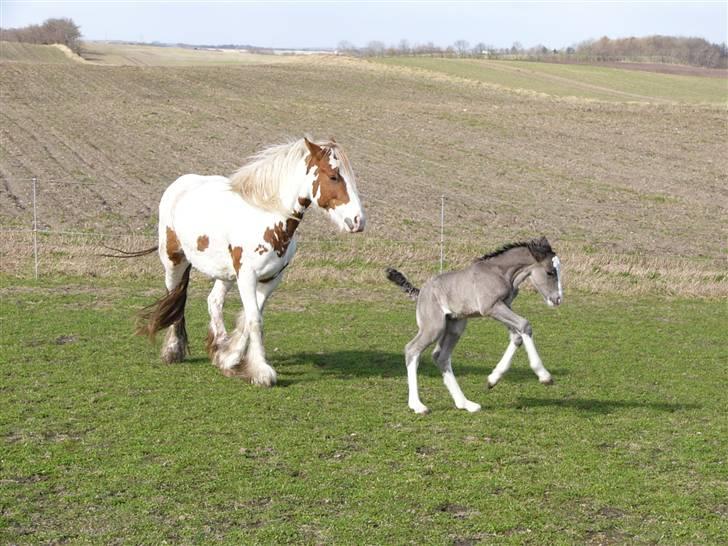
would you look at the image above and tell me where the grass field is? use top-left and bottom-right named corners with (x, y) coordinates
top-left (1, 43), bottom-right (727, 543)
top-left (375, 57), bottom-right (728, 104)
top-left (1, 274), bottom-right (727, 543)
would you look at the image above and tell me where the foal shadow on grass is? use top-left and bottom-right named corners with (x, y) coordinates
top-left (277, 350), bottom-right (569, 383)
top-left (512, 396), bottom-right (700, 414)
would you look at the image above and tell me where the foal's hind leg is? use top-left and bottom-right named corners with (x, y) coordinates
top-left (160, 258), bottom-right (191, 364)
top-left (404, 297), bottom-right (446, 414)
top-left (433, 318), bottom-right (480, 412)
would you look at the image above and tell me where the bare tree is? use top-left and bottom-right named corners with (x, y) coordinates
top-left (453, 39), bottom-right (470, 57)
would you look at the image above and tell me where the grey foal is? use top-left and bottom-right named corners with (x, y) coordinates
top-left (387, 237), bottom-right (563, 414)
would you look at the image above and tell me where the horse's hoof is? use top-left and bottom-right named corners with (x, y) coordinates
top-left (220, 365), bottom-right (246, 378)
top-left (486, 377), bottom-right (498, 389)
top-left (249, 365), bottom-right (277, 387)
top-left (540, 377), bottom-right (555, 386)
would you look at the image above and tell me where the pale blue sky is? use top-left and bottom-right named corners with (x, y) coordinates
top-left (1, 1), bottom-right (726, 49)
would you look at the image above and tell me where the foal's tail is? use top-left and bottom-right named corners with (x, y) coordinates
top-left (136, 264), bottom-right (192, 343)
top-left (385, 268), bottom-right (420, 300)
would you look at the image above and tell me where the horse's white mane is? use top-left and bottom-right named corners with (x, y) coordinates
top-left (229, 137), bottom-right (354, 213)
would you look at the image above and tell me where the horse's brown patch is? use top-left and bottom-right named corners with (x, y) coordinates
top-left (263, 211), bottom-right (303, 257)
top-left (298, 197), bottom-right (312, 209)
top-left (255, 244), bottom-right (268, 255)
top-left (228, 244), bottom-right (243, 275)
top-left (197, 235), bottom-right (210, 251)
top-left (165, 226), bottom-right (185, 265)
top-left (305, 142), bottom-right (350, 210)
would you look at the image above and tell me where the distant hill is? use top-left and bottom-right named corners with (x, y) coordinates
top-left (0, 41), bottom-right (80, 64)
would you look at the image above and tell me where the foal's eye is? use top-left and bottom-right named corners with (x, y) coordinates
top-left (329, 175), bottom-right (339, 182)
top-left (547, 270), bottom-right (556, 277)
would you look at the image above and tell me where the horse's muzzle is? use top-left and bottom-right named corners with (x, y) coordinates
top-left (345, 215), bottom-right (365, 233)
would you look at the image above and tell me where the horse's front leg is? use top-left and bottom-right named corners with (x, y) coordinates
top-left (488, 302), bottom-right (553, 385)
top-left (229, 269), bottom-right (276, 386)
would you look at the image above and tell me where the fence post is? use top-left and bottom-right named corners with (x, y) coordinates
top-left (32, 176), bottom-right (38, 279)
top-left (440, 195), bottom-right (444, 273)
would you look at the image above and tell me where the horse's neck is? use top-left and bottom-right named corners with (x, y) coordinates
top-left (277, 169), bottom-right (312, 216)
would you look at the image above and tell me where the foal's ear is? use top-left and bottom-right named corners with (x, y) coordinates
top-left (304, 138), bottom-right (325, 160)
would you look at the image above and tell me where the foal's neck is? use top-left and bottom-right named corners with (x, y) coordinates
top-left (487, 247), bottom-right (537, 288)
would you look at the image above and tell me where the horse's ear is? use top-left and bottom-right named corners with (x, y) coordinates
top-left (304, 138), bottom-right (324, 160)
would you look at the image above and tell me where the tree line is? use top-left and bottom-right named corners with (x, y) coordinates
top-left (0, 18), bottom-right (82, 55)
top-left (341, 35), bottom-right (728, 69)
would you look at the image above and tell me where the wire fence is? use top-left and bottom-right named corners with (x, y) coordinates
top-left (0, 176), bottom-right (450, 279)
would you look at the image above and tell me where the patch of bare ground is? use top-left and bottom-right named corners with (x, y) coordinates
top-left (1, 57), bottom-right (726, 297)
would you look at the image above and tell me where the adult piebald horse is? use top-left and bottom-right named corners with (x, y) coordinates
top-left (121, 137), bottom-right (365, 386)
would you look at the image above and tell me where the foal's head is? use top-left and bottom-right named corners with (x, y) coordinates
top-left (526, 237), bottom-right (563, 307)
top-left (304, 138), bottom-right (366, 233)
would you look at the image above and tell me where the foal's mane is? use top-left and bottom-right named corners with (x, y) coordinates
top-left (478, 237), bottom-right (554, 262)
top-left (228, 137), bottom-right (353, 213)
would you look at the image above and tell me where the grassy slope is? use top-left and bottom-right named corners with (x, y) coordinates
top-left (375, 57), bottom-right (728, 104)
top-left (0, 42), bottom-right (77, 64)
top-left (1, 275), bottom-right (727, 543)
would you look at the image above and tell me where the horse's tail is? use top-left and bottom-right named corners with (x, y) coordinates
top-left (136, 264), bottom-right (192, 345)
top-left (386, 268), bottom-right (420, 300)
top-left (99, 244), bottom-right (159, 259)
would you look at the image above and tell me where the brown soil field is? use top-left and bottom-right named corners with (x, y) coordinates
top-left (1, 51), bottom-right (726, 296)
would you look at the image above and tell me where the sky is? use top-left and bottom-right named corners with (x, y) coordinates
top-left (1, 1), bottom-right (726, 50)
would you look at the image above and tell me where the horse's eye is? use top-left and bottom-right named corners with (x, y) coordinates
top-left (547, 270), bottom-right (556, 277)
top-left (329, 175), bottom-right (338, 182)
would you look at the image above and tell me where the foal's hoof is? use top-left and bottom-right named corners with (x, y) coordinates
top-left (409, 403), bottom-right (430, 415)
top-left (486, 380), bottom-right (496, 389)
top-left (457, 400), bottom-right (482, 413)
top-left (540, 377), bottom-right (555, 386)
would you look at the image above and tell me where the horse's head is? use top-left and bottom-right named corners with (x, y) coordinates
top-left (304, 138), bottom-right (365, 233)
top-left (527, 237), bottom-right (563, 307)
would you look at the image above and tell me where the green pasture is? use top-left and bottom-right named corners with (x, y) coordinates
top-left (375, 57), bottom-right (728, 104)
top-left (1, 274), bottom-right (726, 544)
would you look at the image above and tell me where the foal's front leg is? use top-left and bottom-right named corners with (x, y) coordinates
top-left (488, 302), bottom-right (553, 385)
top-left (486, 329), bottom-right (521, 388)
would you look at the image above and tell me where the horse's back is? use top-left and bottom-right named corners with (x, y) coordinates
top-left (160, 174), bottom-right (229, 213)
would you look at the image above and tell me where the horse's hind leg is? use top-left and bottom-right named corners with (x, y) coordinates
top-left (433, 318), bottom-right (480, 412)
top-left (206, 279), bottom-right (232, 362)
